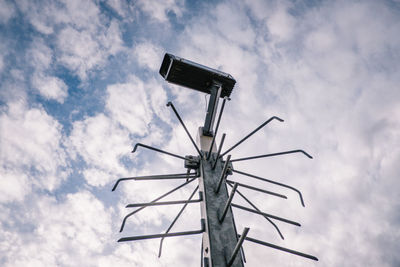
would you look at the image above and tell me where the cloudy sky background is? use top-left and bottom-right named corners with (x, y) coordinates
top-left (1, 0), bottom-right (400, 266)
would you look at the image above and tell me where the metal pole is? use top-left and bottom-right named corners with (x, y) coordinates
top-left (197, 127), bottom-right (244, 267)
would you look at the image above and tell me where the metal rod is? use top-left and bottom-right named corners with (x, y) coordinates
top-left (227, 227), bottom-right (250, 266)
top-left (207, 97), bottom-right (228, 160)
top-left (229, 184), bottom-right (284, 240)
top-left (132, 143), bottom-right (186, 160)
top-left (231, 203), bottom-right (301, 226)
top-left (212, 133), bottom-right (226, 170)
top-left (133, 174), bottom-right (198, 181)
top-left (112, 173), bottom-right (198, 191)
top-left (226, 180), bottom-right (287, 199)
top-left (126, 198), bottom-right (202, 208)
top-left (119, 229), bottom-right (204, 242)
top-left (215, 155), bottom-right (231, 193)
top-left (167, 102), bottom-right (203, 157)
top-left (158, 186), bottom-right (200, 257)
top-left (231, 149), bottom-right (313, 162)
top-left (232, 169), bottom-right (305, 207)
top-left (242, 236), bottom-right (318, 261)
top-left (219, 183), bottom-right (238, 222)
top-left (119, 178), bottom-right (197, 232)
top-left (220, 116), bottom-right (284, 157)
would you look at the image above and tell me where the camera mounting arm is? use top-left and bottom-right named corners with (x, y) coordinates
top-left (203, 82), bottom-right (222, 136)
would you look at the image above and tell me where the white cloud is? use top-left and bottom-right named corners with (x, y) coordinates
top-left (26, 39), bottom-right (69, 103)
top-left (1, 0), bottom-right (400, 266)
top-left (0, 0), bottom-right (15, 24)
top-left (56, 0), bottom-right (101, 31)
top-left (175, 0), bottom-right (400, 266)
top-left (137, 0), bottom-right (185, 22)
top-left (16, 0), bottom-right (124, 80)
top-left (57, 27), bottom-right (103, 79)
top-left (106, 78), bottom-right (153, 135)
top-left (68, 113), bottom-right (131, 186)
top-left (266, 3), bottom-right (295, 43)
top-left (31, 73), bottom-right (68, 103)
top-left (102, 20), bottom-right (124, 55)
top-left (0, 46), bottom-right (5, 74)
top-left (219, 5), bottom-right (256, 47)
top-left (27, 39), bottom-right (53, 71)
top-left (56, 21), bottom-right (124, 80)
top-left (0, 100), bottom-right (68, 202)
top-left (0, 167), bottom-right (30, 203)
top-left (1, 191), bottom-right (113, 266)
top-left (17, 0), bottom-right (101, 34)
top-left (133, 42), bottom-right (163, 71)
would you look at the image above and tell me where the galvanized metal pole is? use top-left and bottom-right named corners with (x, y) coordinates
top-left (197, 127), bottom-right (244, 267)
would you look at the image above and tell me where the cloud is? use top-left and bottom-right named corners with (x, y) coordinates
top-left (16, 0), bottom-right (101, 34)
top-left (68, 113), bottom-right (131, 186)
top-left (174, 0), bottom-right (400, 266)
top-left (106, 77), bottom-right (153, 135)
top-left (16, 0), bottom-right (124, 80)
top-left (0, 44), bottom-right (5, 74)
top-left (69, 74), bottom-right (171, 187)
top-left (1, 0), bottom-right (400, 266)
top-left (137, 0), bottom-right (185, 22)
top-left (27, 39), bottom-right (53, 71)
top-left (56, 27), bottom-right (104, 80)
top-left (31, 73), bottom-right (68, 103)
top-left (0, 1), bottom-right (16, 24)
top-left (133, 42), bottom-right (164, 71)
top-left (0, 100), bottom-right (68, 202)
top-left (1, 191), bottom-right (113, 266)
top-left (266, 3), bottom-right (295, 43)
top-left (26, 38), bottom-right (68, 103)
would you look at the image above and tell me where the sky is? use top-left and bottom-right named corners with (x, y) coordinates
top-left (1, 0), bottom-right (400, 266)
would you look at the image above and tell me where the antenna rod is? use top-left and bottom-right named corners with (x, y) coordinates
top-left (219, 183), bottom-right (238, 222)
top-left (231, 203), bottom-right (301, 227)
top-left (119, 178), bottom-right (197, 232)
top-left (119, 219), bottom-right (205, 242)
top-left (220, 116), bottom-right (284, 158)
top-left (112, 172), bottom-right (198, 191)
top-left (230, 149), bottom-right (313, 162)
top-left (215, 155), bottom-right (231, 193)
top-left (126, 198), bottom-right (202, 208)
top-left (167, 102), bottom-right (203, 157)
top-left (132, 143), bottom-right (186, 160)
top-left (158, 186), bottom-right (200, 257)
top-left (242, 236), bottom-right (318, 261)
top-left (227, 228), bottom-right (250, 267)
top-left (228, 183), bottom-right (284, 240)
top-left (232, 169), bottom-right (305, 207)
top-left (226, 180), bottom-right (287, 199)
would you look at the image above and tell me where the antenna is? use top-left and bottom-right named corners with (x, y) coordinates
top-left (112, 53), bottom-right (318, 266)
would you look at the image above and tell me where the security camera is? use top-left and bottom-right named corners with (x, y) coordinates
top-left (159, 53), bottom-right (236, 98)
